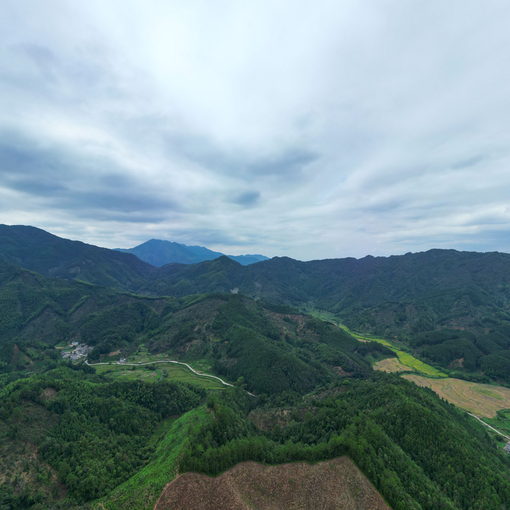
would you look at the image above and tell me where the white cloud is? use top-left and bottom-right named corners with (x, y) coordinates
top-left (1, 0), bottom-right (510, 259)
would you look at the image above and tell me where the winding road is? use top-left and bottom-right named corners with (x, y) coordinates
top-left (85, 358), bottom-right (255, 396)
top-left (467, 412), bottom-right (510, 442)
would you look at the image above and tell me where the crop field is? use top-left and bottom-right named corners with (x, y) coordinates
top-left (403, 374), bottom-right (510, 418)
top-left (93, 362), bottom-right (225, 390)
top-left (335, 321), bottom-right (447, 377)
top-left (395, 350), bottom-right (447, 377)
top-left (374, 357), bottom-right (411, 373)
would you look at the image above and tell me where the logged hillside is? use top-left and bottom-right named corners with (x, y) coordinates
top-left (155, 457), bottom-right (390, 510)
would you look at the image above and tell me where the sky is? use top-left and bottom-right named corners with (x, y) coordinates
top-left (1, 1), bottom-right (510, 260)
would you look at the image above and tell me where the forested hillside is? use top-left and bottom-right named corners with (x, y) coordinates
top-left (0, 259), bottom-right (382, 395)
top-left (3, 366), bottom-right (510, 509)
top-left (2, 229), bottom-right (510, 508)
top-left (0, 225), bottom-right (154, 288)
top-left (4, 225), bottom-right (510, 383)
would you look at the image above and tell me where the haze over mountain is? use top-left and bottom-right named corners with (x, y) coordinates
top-left (116, 239), bottom-right (268, 266)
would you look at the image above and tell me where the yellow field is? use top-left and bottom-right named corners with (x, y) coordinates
top-left (374, 357), bottom-right (411, 373)
top-left (403, 374), bottom-right (510, 418)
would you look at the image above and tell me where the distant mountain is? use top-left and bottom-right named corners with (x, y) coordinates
top-left (116, 239), bottom-right (268, 266)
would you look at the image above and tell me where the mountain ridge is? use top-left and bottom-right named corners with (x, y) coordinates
top-left (4, 224), bottom-right (510, 383)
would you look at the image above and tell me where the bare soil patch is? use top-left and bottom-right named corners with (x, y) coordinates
top-left (155, 457), bottom-right (390, 510)
top-left (403, 374), bottom-right (510, 417)
top-left (40, 387), bottom-right (58, 401)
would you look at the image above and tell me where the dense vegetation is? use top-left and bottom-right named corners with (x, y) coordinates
top-left (0, 366), bottom-right (202, 508)
top-left (178, 377), bottom-right (510, 510)
top-left (0, 263), bottom-right (378, 395)
top-left (3, 225), bottom-right (510, 509)
top-left (3, 366), bottom-right (510, 509)
top-left (5, 225), bottom-right (510, 384)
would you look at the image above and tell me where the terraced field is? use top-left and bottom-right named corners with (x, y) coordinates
top-left (336, 323), bottom-right (447, 377)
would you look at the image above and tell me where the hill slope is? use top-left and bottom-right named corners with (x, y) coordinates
top-left (0, 224), bottom-right (154, 288)
top-left (4, 226), bottom-right (510, 382)
top-left (146, 250), bottom-right (510, 382)
top-left (0, 259), bottom-right (376, 395)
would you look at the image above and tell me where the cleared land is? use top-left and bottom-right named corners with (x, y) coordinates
top-left (155, 457), bottom-right (390, 510)
top-left (374, 357), bottom-right (411, 373)
top-left (403, 374), bottom-right (510, 418)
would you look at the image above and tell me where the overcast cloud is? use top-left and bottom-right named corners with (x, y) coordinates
top-left (1, 0), bottom-right (510, 259)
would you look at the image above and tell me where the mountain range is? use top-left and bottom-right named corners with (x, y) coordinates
top-left (116, 238), bottom-right (268, 266)
top-left (2, 223), bottom-right (510, 509)
top-left (2, 224), bottom-right (510, 383)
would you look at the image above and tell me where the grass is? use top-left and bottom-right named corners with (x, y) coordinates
top-left (94, 407), bottom-right (210, 510)
top-left (311, 311), bottom-right (448, 378)
top-left (93, 362), bottom-right (225, 390)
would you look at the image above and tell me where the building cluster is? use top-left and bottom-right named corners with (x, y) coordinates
top-left (61, 342), bottom-right (93, 361)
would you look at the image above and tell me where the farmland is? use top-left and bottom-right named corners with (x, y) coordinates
top-left (373, 357), bottom-right (411, 373)
top-left (402, 374), bottom-right (510, 418)
top-left (334, 321), bottom-right (447, 377)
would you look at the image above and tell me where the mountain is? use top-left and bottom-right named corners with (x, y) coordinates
top-left (141, 250), bottom-right (510, 383)
top-left (3, 229), bottom-right (510, 509)
top-left (116, 238), bottom-right (268, 266)
top-left (4, 225), bottom-right (510, 383)
top-left (0, 257), bottom-right (377, 394)
top-left (0, 224), bottom-right (155, 288)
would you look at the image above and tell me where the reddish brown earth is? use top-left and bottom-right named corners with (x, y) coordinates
top-left (154, 457), bottom-right (391, 510)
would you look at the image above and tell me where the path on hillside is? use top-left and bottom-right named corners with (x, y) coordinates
top-left (85, 358), bottom-right (255, 396)
top-left (467, 412), bottom-right (510, 442)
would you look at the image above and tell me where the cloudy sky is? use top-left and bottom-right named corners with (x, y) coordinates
top-left (1, 1), bottom-right (510, 260)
